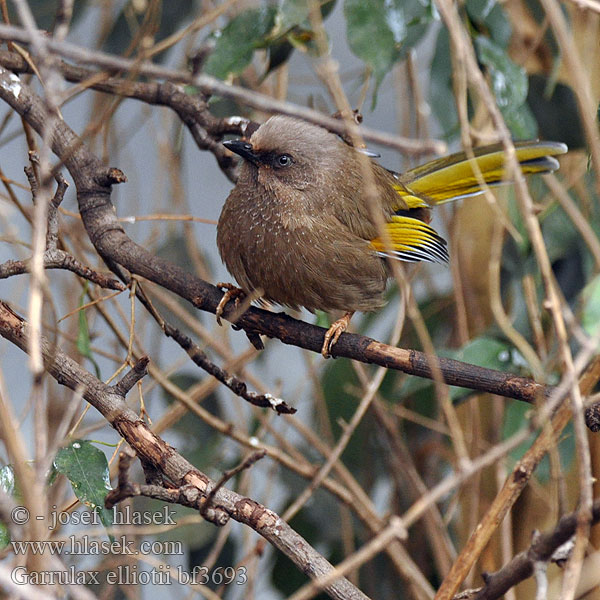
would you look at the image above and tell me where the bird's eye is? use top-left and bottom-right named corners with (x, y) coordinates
top-left (276, 154), bottom-right (293, 168)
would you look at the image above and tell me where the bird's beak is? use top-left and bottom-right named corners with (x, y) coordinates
top-left (223, 139), bottom-right (260, 166)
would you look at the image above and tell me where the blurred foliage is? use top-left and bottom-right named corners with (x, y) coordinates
top-left (19, 0), bottom-right (586, 143)
top-left (503, 402), bottom-right (575, 482)
top-left (428, 0), bottom-right (585, 142)
top-left (16, 0), bottom-right (586, 147)
top-left (204, 6), bottom-right (278, 80)
top-left (103, 0), bottom-right (198, 58)
top-left (474, 36), bottom-right (538, 139)
top-left (161, 373), bottom-right (224, 468)
top-left (527, 74), bottom-right (587, 148)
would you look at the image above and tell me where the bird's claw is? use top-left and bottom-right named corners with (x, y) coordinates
top-left (321, 312), bottom-right (353, 358)
top-left (216, 283), bottom-right (245, 325)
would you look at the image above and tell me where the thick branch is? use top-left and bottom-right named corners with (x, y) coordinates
top-left (0, 300), bottom-right (370, 600)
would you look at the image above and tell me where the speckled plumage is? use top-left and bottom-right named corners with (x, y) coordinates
top-left (217, 116), bottom-right (404, 313)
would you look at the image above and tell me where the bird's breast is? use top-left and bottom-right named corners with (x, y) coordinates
top-left (217, 182), bottom-right (388, 313)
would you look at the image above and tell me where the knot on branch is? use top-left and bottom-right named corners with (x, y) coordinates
top-left (94, 167), bottom-right (127, 187)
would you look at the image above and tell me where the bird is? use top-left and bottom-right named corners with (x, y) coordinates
top-left (216, 115), bottom-right (567, 357)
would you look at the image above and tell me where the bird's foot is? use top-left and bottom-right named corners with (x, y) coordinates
top-left (215, 283), bottom-right (246, 326)
top-left (322, 312), bottom-right (354, 358)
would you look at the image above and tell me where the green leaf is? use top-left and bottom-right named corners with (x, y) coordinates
top-left (475, 36), bottom-right (537, 138)
top-left (501, 103), bottom-right (538, 140)
top-left (344, 0), bottom-right (432, 100)
top-left (278, 0), bottom-right (337, 30)
top-left (0, 523), bottom-right (9, 549)
top-left (485, 4), bottom-right (512, 47)
top-left (204, 7), bottom-right (278, 80)
top-left (475, 36), bottom-right (527, 108)
top-left (581, 274), bottom-right (600, 337)
top-left (466, 0), bottom-right (496, 22)
top-left (54, 441), bottom-right (113, 532)
top-left (76, 294), bottom-right (91, 358)
top-left (0, 465), bottom-right (15, 497)
top-left (265, 1), bottom-right (337, 74)
top-left (466, 0), bottom-right (512, 47)
top-left (452, 337), bottom-right (514, 371)
top-left (77, 284), bottom-right (101, 379)
top-left (278, 0), bottom-right (311, 31)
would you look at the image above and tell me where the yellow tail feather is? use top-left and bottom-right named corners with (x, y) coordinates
top-left (397, 141), bottom-right (567, 206)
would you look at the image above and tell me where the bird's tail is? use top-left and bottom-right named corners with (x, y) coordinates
top-left (396, 140), bottom-right (568, 207)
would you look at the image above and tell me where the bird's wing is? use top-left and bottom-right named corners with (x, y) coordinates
top-left (370, 215), bottom-right (449, 264)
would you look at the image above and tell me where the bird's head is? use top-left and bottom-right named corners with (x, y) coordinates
top-left (223, 115), bottom-right (346, 191)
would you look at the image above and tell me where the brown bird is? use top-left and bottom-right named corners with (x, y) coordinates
top-left (216, 115), bottom-right (567, 357)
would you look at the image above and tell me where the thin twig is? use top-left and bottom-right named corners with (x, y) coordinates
top-left (0, 24), bottom-right (446, 156)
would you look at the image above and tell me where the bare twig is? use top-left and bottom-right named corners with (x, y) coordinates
top-left (112, 356), bottom-right (149, 396)
top-left (201, 450), bottom-right (267, 518)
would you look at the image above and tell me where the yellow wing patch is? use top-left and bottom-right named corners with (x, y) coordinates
top-left (371, 216), bottom-right (449, 264)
